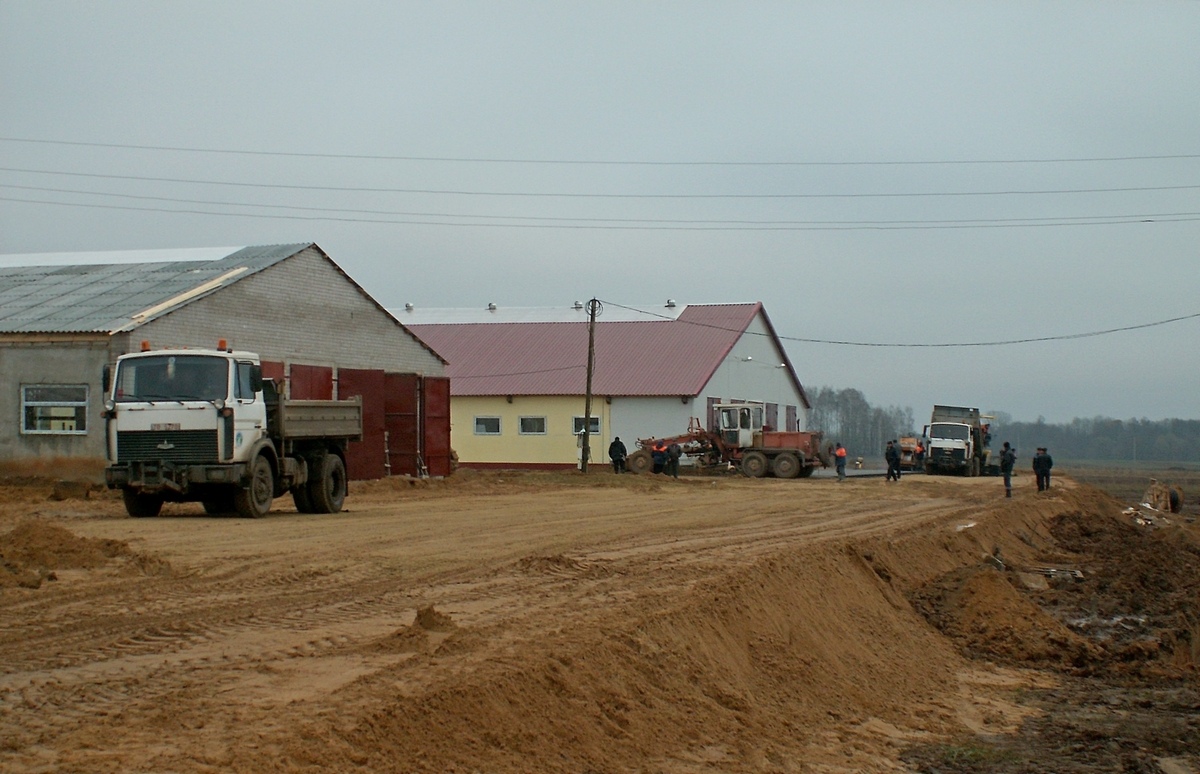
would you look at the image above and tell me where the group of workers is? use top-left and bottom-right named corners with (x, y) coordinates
top-left (607, 436), bottom-right (682, 478)
top-left (608, 433), bottom-right (1053, 495)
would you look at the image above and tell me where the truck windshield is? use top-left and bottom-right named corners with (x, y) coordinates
top-left (114, 355), bottom-right (229, 402)
top-left (929, 423), bottom-right (970, 441)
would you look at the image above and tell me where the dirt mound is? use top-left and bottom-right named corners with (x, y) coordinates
top-left (0, 519), bottom-right (167, 589)
top-left (912, 486), bottom-right (1200, 678)
top-left (912, 565), bottom-right (1104, 667)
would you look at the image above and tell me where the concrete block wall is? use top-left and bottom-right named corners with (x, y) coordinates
top-left (135, 247), bottom-right (446, 375)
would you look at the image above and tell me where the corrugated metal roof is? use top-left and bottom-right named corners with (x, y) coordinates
top-left (0, 244), bottom-right (311, 334)
top-left (407, 303), bottom-right (800, 398)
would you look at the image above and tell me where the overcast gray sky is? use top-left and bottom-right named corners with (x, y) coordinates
top-left (2, 1), bottom-right (1197, 424)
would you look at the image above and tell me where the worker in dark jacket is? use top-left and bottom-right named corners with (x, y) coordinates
top-left (999, 442), bottom-right (1017, 497)
top-left (608, 437), bottom-right (627, 474)
top-left (1033, 447), bottom-right (1053, 491)
top-left (651, 441), bottom-right (667, 474)
top-left (885, 440), bottom-right (902, 481)
top-left (665, 442), bottom-right (682, 479)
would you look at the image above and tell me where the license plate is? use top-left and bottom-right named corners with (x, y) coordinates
top-left (151, 423), bottom-right (181, 431)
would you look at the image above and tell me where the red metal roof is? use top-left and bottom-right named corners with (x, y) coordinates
top-left (407, 303), bottom-right (807, 404)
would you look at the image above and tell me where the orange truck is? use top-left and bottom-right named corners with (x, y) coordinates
top-left (898, 436), bottom-right (921, 470)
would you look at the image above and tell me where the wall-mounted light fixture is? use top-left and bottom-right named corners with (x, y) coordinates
top-left (506, 395), bottom-right (513, 403)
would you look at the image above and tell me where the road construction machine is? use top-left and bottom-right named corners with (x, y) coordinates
top-left (627, 401), bottom-right (828, 479)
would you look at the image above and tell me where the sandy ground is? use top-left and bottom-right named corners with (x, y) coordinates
top-left (1, 469), bottom-right (1197, 773)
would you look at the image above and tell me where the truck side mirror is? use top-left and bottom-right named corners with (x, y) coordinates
top-left (250, 365), bottom-right (263, 394)
top-left (102, 364), bottom-right (111, 393)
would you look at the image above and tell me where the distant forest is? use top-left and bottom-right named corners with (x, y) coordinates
top-left (808, 387), bottom-right (1200, 463)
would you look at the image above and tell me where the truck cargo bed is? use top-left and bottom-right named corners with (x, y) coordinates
top-left (274, 398), bottom-right (363, 441)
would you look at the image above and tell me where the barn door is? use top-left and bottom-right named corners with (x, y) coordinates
top-left (337, 368), bottom-right (387, 480)
top-left (384, 373), bottom-right (420, 477)
top-left (421, 376), bottom-right (452, 477)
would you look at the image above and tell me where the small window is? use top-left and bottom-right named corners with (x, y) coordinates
top-left (519, 416), bottom-right (546, 435)
top-left (474, 416), bottom-right (501, 435)
top-left (236, 361), bottom-right (255, 399)
top-left (573, 416), bottom-right (601, 435)
top-left (22, 384), bottom-right (88, 435)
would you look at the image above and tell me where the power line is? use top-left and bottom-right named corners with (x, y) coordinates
top-left (598, 300), bottom-right (1200, 348)
top-left (2, 136), bottom-right (1198, 167)
top-left (2, 166), bottom-right (1198, 199)
top-left (4, 183), bottom-right (1197, 229)
top-left (5, 195), bottom-right (1198, 231)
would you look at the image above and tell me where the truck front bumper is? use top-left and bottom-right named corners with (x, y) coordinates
top-left (106, 461), bottom-right (249, 493)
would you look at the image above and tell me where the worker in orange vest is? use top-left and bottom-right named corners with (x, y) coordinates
top-left (834, 442), bottom-right (848, 481)
top-left (652, 441), bottom-right (667, 474)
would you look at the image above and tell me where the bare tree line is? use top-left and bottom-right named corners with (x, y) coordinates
top-left (808, 387), bottom-right (915, 460)
top-left (809, 389), bottom-right (1200, 463)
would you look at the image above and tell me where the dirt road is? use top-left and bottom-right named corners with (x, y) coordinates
top-left (2, 471), bottom-right (1197, 773)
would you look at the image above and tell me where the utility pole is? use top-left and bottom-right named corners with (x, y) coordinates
top-left (581, 298), bottom-right (600, 473)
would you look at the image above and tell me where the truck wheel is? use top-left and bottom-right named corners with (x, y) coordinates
top-left (797, 465), bottom-right (815, 478)
top-left (123, 489), bottom-right (163, 518)
top-left (772, 452), bottom-right (801, 479)
top-left (308, 454), bottom-right (347, 514)
top-left (292, 485), bottom-right (315, 513)
top-left (741, 451), bottom-right (768, 478)
top-left (626, 450), bottom-right (652, 474)
top-left (971, 458), bottom-right (981, 477)
top-left (235, 454), bottom-right (274, 518)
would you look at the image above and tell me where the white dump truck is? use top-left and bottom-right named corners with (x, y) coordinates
top-left (923, 404), bottom-right (991, 476)
top-left (103, 341), bottom-right (362, 518)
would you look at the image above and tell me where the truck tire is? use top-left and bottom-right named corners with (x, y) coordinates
top-left (292, 485), bottom-right (315, 514)
top-left (308, 454), bottom-right (347, 514)
top-left (970, 458), bottom-right (981, 477)
top-left (235, 454), bottom-right (274, 518)
top-left (123, 489), bottom-right (163, 518)
top-left (626, 449), bottom-right (652, 474)
top-left (772, 452), bottom-right (801, 479)
top-left (741, 451), bottom-right (768, 478)
top-left (798, 465), bottom-right (816, 478)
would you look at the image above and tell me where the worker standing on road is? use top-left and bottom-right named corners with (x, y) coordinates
top-left (1033, 447), bottom-right (1054, 491)
top-left (652, 441), bottom-right (667, 474)
top-left (834, 443), bottom-right (848, 481)
top-left (885, 440), bottom-right (902, 481)
top-left (1000, 442), bottom-right (1017, 497)
top-left (914, 439), bottom-right (925, 470)
top-left (665, 442), bottom-right (682, 479)
top-left (608, 436), bottom-right (627, 474)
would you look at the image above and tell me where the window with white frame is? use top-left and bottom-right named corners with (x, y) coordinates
top-left (22, 384), bottom-right (89, 434)
top-left (474, 416), bottom-right (501, 435)
top-left (572, 416), bottom-right (601, 435)
top-left (518, 416), bottom-right (547, 435)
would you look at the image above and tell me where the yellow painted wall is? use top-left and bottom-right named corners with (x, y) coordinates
top-left (451, 395), bottom-right (611, 466)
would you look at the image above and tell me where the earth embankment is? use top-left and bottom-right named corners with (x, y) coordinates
top-left (1, 471), bottom-right (1196, 772)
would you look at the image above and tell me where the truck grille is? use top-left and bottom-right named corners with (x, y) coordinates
top-left (117, 430), bottom-right (219, 463)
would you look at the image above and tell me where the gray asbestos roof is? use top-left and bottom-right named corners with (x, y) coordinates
top-left (0, 243), bottom-right (312, 334)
